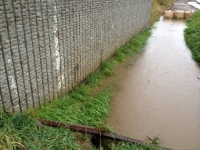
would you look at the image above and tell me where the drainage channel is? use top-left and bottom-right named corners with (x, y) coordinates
top-left (107, 17), bottom-right (200, 150)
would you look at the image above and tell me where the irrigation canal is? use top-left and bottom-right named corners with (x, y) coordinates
top-left (105, 17), bottom-right (200, 150)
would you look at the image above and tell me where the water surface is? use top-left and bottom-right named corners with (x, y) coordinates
top-left (108, 17), bottom-right (200, 150)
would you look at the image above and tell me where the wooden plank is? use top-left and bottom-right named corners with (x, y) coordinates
top-left (38, 119), bottom-right (173, 150)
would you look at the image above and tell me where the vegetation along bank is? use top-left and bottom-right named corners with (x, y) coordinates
top-left (184, 10), bottom-right (200, 65)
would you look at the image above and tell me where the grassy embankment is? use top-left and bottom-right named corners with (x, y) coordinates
top-left (151, 0), bottom-right (173, 24)
top-left (184, 11), bottom-right (200, 65)
top-left (0, 1), bottom-right (173, 149)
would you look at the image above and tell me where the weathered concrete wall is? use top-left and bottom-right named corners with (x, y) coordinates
top-left (0, 0), bottom-right (152, 112)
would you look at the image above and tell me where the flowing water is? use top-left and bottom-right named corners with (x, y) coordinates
top-left (106, 17), bottom-right (200, 150)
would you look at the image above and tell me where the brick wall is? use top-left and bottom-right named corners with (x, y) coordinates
top-left (0, 0), bottom-right (152, 112)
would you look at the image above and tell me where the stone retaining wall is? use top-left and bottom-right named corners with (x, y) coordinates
top-left (0, 0), bottom-right (152, 112)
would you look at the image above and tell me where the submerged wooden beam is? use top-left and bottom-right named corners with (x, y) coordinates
top-left (38, 119), bottom-right (173, 150)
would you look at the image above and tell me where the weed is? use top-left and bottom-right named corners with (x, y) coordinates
top-left (114, 27), bottom-right (152, 63)
top-left (146, 135), bottom-right (161, 146)
top-left (185, 11), bottom-right (200, 65)
top-left (151, 0), bottom-right (173, 24)
top-left (88, 72), bottom-right (103, 86)
top-left (0, 113), bottom-right (82, 150)
top-left (71, 84), bottom-right (90, 101)
top-left (100, 61), bottom-right (117, 77)
top-left (36, 88), bottom-right (111, 128)
top-left (109, 141), bottom-right (163, 150)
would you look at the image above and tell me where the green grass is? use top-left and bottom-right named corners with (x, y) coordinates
top-left (109, 142), bottom-right (163, 150)
top-left (88, 60), bottom-right (117, 86)
top-left (184, 11), bottom-right (200, 65)
top-left (151, 0), bottom-right (173, 24)
top-left (0, 112), bottom-right (82, 150)
top-left (37, 88), bottom-right (111, 128)
top-left (115, 28), bottom-right (151, 62)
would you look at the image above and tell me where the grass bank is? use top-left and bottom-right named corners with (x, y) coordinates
top-left (184, 10), bottom-right (200, 65)
top-left (151, 0), bottom-right (173, 24)
top-left (0, 1), bottom-right (173, 149)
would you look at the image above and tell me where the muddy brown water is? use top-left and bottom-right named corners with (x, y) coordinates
top-left (97, 17), bottom-right (200, 150)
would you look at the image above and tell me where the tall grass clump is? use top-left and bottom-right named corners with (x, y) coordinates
top-left (109, 142), bottom-right (164, 150)
top-left (37, 87), bottom-right (111, 128)
top-left (115, 28), bottom-right (152, 62)
top-left (0, 111), bottom-right (82, 150)
top-left (151, 0), bottom-right (173, 24)
top-left (88, 60), bottom-right (117, 86)
top-left (184, 11), bottom-right (200, 65)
